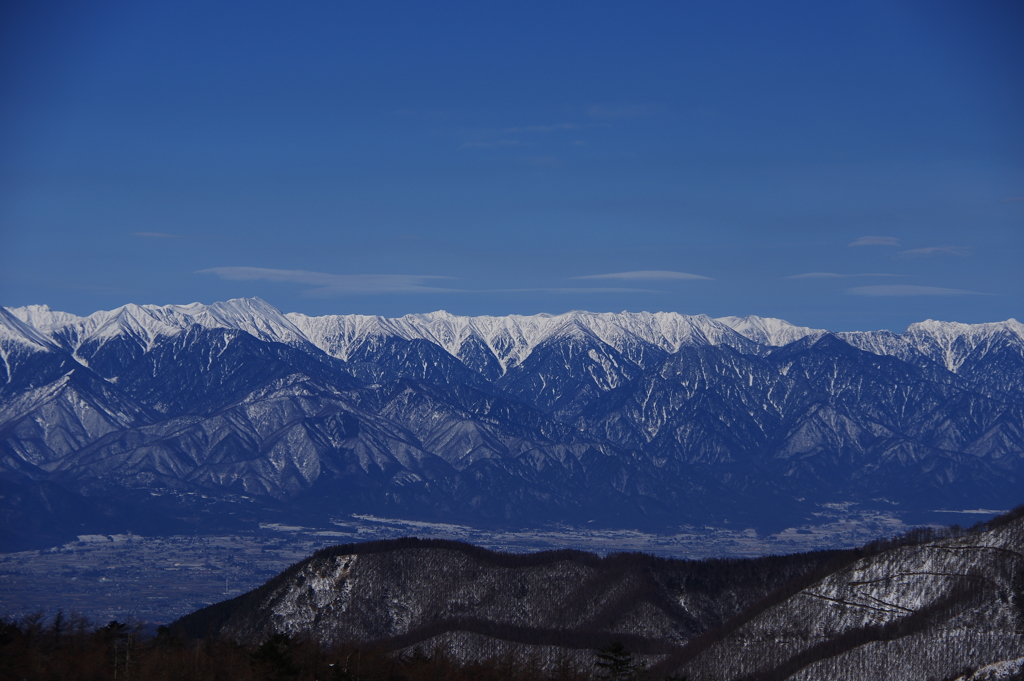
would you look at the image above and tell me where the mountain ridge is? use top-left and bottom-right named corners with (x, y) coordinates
top-left (2, 298), bottom-right (1022, 550)
top-left (17, 298), bottom-right (1019, 374)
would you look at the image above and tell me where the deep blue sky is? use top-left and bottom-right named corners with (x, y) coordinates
top-left (2, 1), bottom-right (1021, 331)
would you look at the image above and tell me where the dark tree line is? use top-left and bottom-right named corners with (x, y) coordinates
top-left (0, 611), bottom-right (601, 681)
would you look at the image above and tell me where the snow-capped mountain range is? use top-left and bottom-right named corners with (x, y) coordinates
top-left (2, 298), bottom-right (1023, 549)
top-left (9, 298), bottom-right (1022, 378)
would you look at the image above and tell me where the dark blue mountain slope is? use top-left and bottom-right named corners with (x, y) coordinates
top-left (1, 303), bottom-right (1022, 548)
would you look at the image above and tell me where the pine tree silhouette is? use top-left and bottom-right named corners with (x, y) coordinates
top-left (594, 641), bottom-right (640, 680)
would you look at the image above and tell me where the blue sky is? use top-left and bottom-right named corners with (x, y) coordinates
top-left (1, 1), bottom-right (1021, 331)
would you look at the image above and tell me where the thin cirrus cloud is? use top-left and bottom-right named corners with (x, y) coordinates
top-left (898, 246), bottom-right (970, 257)
top-left (847, 236), bottom-right (901, 247)
top-left (493, 287), bottom-right (663, 294)
top-left (587, 103), bottom-right (654, 120)
top-left (200, 267), bottom-right (660, 296)
top-left (461, 123), bottom-right (576, 149)
top-left (848, 285), bottom-right (985, 296)
top-left (133, 231), bottom-right (183, 238)
top-left (785, 273), bottom-right (902, 279)
top-left (200, 267), bottom-right (462, 296)
top-left (460, 139), bottom-right (524, 149)
top-left (504, 123), bottom-right (577, 133)
top-left (572, 270), bottom-right (712, 281)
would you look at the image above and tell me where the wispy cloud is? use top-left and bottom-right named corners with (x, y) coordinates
top-left (496, 287), bottom-right (663, 294)
top-left (520, 156), bottom-right (562, 168)
top-left (200, 267), bottom-right (661, 297)
top-left (133, 232), bottom-right (183, 238)
top-left (60, 284), bottom-right (138, 295)
top-left (200, 267), bottom-right (460, 296)
top-left (587, 103), bottom-right (654, 120)
top-left (460, 123), bottom-right (577, 150)
top-left (898, 246), bottom-right (970, 257)
top-left (1004, 196), bottom-right (1024, 202)
top-left (848, 285), bottom-right (985, 296)
top-left (573, 270), bottom-right (712, 281)
top-left (504, 123), bottom-right (577, 133)
top-left (786, 272), bottom-right (904, 279)
top-left (847, 236), bottom-right (900, 247)
top-left (460, 139), bottom-right (525, 149)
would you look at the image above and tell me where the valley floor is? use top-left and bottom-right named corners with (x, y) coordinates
top-left (0, 506), bottom-right (947, 624)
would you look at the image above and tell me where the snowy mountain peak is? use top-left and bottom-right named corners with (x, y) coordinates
top-left (0, 306), bottom-right (60, 352)
top-left (5, 299), bottom-right (1022, 377)
top-left (6, 297), bottom-right (311, 357)
top-left (285, 308), bottom-right (758, 371)
top-left (902, 318), bottom-right (1024, 372)
top-left (6, 304), bottom-right (84, 331)
top-left (185, 297), bottom-right (310, 347)
top-left (3, 298), bottom-right (1024, 554)
top-left (715, 315), bottom-right (824, 346)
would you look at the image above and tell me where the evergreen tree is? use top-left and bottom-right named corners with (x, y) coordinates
top-left (594, 641), bottom-right (641, 681)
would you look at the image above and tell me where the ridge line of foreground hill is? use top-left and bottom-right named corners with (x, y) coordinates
top-left (171, 536), bottom-right (859, 643)
top-left (171, 505), bottom-right (1024, 680)
top-left (373, 616), bottom-right (682, 655)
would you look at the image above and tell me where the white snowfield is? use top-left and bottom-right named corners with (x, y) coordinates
top-left (6, 298), bottom-right (310, 356)
top-left (5, 297), bottom-right (1022, 376)
top-left (0, 306), bottom-right (61, 352)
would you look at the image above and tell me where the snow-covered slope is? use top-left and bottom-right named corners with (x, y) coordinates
top-left (0, 306), bottom-right (68, 391)
top-left (285, 309), bottom-right (759, 372)
top-left (8, 298), bottom-right (312, 363)
top-left (836, 319), bottom-right (1024, 372)
top-left (11, 298), bottom-right (1022, 375)
top-left (716, 314), bottom-right (824, 346)
top-left (903, 318), bottom-right (1024, 372)
top-left (3, 298), bottom-right (1024, 546)
top-left (0, 306), bottom-right (60, 353)
top-left (661, 514), bottom-right (1024, 681)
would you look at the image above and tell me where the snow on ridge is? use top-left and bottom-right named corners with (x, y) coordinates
top-left (188, 297), bottom-right (310, 347)
top-left (0, 306), bottom-right (60, 351)
top-left (903, 318), bottom-right (1024, 372)
top-left (833, 319), bottom-right (1024, 372)
top-left (286, 308), bottom-right (751, 369)
top-left (7, 299), bottom-right (1022, 373)
top-left (286, 309), bottom-right (574, 368)
top-left (4, 298), bottom-right (311, 355)
top-left (716, 315), bottom-right (824, 347)
top-left (906, 318), bottom-right (1024, 343)
top-left (0, 308), bottom-right (63, 384)
top-left (833, 329), bottom-right (918, 362)
top-left (6, 304), bottom-right (83, 330)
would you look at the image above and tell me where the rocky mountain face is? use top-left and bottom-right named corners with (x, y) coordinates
top-left (173, 509), bottom-right (1024, 680)
top-left (1, 299), bottom-right (1023, 548)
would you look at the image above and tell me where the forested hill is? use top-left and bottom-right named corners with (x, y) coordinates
top-left (174, 507), bottom-right (1024, 680)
